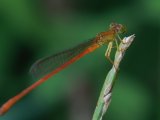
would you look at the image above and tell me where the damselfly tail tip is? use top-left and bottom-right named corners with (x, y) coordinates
top-left (0, 106), bottom-right (6, 116)
top-left (0, 108), bottom-right (3, 116)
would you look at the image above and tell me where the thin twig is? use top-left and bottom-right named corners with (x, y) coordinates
top-left (92, 35), bottom-right (135, 120)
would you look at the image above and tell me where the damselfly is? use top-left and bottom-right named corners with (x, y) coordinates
top-left (0, 23), bottom-right (126, 115)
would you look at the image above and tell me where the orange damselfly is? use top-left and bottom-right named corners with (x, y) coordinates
top-left (0, 23), bottom-right (126, 115)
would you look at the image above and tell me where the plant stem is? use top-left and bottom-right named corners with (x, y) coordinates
top-left (92, 35), bottom-right (135, 120)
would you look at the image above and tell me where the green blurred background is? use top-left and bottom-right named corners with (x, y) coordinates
top-left (0, 0), bottom-right (159, 120)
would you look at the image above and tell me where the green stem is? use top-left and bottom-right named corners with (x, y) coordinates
top-left (92, 35), bottom-right (135, 120)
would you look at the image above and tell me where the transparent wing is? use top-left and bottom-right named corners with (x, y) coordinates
top-left (30, 39), bottom-right (95, 79)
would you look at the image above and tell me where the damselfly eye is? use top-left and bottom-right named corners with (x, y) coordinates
top-left (109, 23), bottom-right (126, 34)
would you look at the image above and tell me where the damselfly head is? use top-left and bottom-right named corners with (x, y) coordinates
top-left (109, 23), bottom-right (126, 34)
